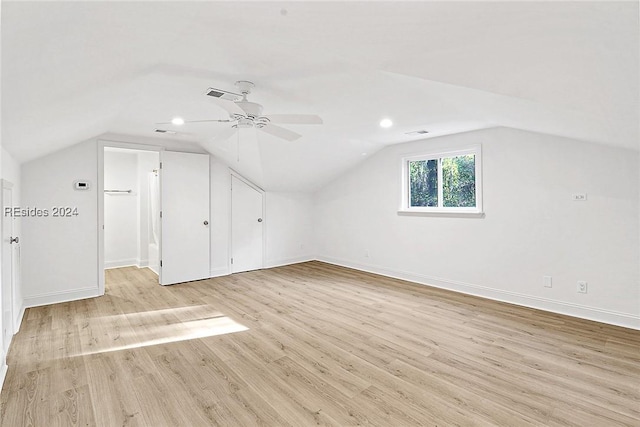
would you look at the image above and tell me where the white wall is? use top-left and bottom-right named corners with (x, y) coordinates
top-left (266, 192), bottom-right (316, 267)
top-left (315, 127), bottom-right (640, 329)
top-left (104, 150), bottom-right (138, 268)
top-left (21, 140), bottom-right (100, 307)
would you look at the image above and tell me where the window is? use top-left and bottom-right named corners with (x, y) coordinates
top-left (400, 146), bottom-right (482, 214)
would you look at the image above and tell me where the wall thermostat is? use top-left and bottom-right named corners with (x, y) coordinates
top-left (74, 180), bottom-right (91, 190)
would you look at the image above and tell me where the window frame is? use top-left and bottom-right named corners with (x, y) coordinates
top-left (399, 145), bottom-right (483, 215)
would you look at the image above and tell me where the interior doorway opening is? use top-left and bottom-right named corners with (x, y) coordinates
top-left (103, 147), bottom-right (160, 281)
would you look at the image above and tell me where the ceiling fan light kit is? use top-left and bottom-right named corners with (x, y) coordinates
top-left (159, 80), bottom-right (322, 143)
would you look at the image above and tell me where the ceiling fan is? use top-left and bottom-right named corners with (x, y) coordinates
top-left (157, 80), bottom-right (322, 143)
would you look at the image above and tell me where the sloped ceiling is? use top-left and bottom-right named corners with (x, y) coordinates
top-left (2, 1), bottom-right (638, 191)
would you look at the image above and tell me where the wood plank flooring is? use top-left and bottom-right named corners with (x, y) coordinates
top-left (1, 261), bottom-right (639, 426)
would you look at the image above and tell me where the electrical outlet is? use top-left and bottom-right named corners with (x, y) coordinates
top-left (577, 281), bottom-right (588, 293)
top-left (543, 276), bottom-right (552, 288)
top-left (572, 193), bottom-right (587, 201)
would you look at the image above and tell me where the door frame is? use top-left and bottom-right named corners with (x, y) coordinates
top-left (1, 179), bottom-right (15, 344)
top-left (97, 140), bottom-right (164, 295)
top-left (229, 169), bottom-right (266, 273)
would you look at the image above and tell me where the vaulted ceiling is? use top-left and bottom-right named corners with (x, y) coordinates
top-left (2, 1), bottom-right (638, 191)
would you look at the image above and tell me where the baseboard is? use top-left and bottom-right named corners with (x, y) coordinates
top-left (23, 286), bottom-right (102, 309)
top-left (266, 255), bottom-right (316, 269)
top-left (14, 303), bottom-right (25, 333)
top-left (209, 257), bottom-right (315, 278)
top-left (317, 256), bottom-right (640, 331)
top-left (137, 258), bottom-right (149, 268)
top-left (210, 267), bottom-right (230, 278)
top-left (104, 259), bottom-right (138, 269)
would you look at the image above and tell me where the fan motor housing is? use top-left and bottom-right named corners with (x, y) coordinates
top-left (236, 117), bottom-right (253, 128)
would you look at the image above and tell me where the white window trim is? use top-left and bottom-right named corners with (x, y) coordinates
top-left (399, 145), bottom-right (483, 215)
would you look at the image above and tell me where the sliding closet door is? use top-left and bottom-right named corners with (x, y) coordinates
top-left (160, 151), bottom-right (210, 285)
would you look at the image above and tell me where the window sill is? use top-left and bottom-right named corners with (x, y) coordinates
top-left (397, 209), bottom-right (485, 218)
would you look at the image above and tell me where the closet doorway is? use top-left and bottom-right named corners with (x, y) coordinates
top-left (103, 147), bottom-right (161, 280)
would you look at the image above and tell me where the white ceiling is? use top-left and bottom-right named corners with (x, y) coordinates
top-left (2, 1), bottom-right (638, 191)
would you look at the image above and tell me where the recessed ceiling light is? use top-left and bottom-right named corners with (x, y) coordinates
top-left (379, 118), bottom-right (393, 128)
top-left (171, 117), bottom-right (185, 126)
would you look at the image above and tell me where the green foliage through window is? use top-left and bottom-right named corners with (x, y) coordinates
top-left (409, 159), bottom-right (438, 207)
top-left (442, 155), bottom-right (476, 207)
top-left (408, 154), bottom-right (476, 209)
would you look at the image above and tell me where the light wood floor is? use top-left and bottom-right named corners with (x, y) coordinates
top-left (1, 261), bottom-right (639, 426)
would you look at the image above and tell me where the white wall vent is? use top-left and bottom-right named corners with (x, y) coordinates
top-left (405, 130), bottom-right (429, 136)
top-left (154, 129), bottom-right (176, 134)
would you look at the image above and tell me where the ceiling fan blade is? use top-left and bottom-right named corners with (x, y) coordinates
top-left (184, 119), bottom-right (234, 124)
top-left (200, 126), bottom-right (238, 154)
top-left (155, 119), bottom-right (232, 125)
top-left (266, 114), bottom-right (323, 125)
top-left (259, 124), bottom-right (302, 142)
top-left (213, 126), bottom-right (239, 143)
top-left (207, 97), bottom-right (246, 116)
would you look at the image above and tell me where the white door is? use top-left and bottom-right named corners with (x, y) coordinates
top-left (1, 183), bottom-right (14, 353)
top-left (231, 175), bottom-right (264, 273)
top-left (160, 151), bottom-right (210, 285)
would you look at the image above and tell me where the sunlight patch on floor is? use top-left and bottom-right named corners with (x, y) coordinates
top-left (94, 305), bottom-right (225, 321)
top-left (74, 314), bottom-right (249, 357)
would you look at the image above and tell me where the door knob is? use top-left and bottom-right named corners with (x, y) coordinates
top-left (10, 236), bottom-right (19, 244)
top-left (203, 220), bottom-right (209, 226)
top-left (257, 218), bottom-right (263, 223)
